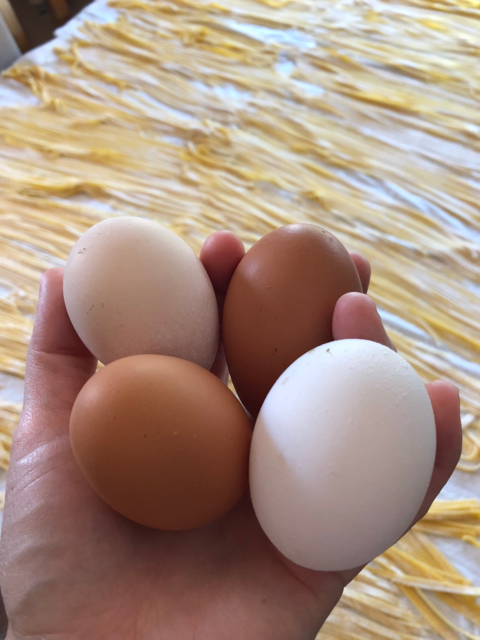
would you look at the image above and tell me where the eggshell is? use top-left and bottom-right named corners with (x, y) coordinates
top-left (64, 217), bottom-right (218, 369)
top-left (70, 355), bottom-right (252, 530)
top-left (222, 224), bottom-right (362, 416)
top-left (250, 339), bottom-right (436, 571)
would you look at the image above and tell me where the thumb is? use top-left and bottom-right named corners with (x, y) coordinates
top-left (1, 271), bottom-right (100, 633)
top-left (18, 268), bottom-right (97, 450)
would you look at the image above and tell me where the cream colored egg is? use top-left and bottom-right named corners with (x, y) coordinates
top-left (64, 217), bottom-right (218, 368)
top-left (250, 339), bottom-right (436, 572)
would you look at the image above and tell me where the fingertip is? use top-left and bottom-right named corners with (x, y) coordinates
top-left (350, 253), bottom-right (371, 294)
top-left (38, 267), bottom-right (64, 303)
top-left (427, 379), bottom-right (460, 406)
top-left (426, 380), bottom-right (462, 472)
top-left (41, 267), bottom-right (64, 282)
top-left (332, 292), bottom-right (396, 351)
top-left (30, 267), bottom-right (93, 361)
top-left (200, 231), bottom-right (245, 295)
top-left (428, 378), bottom-right (460, 398)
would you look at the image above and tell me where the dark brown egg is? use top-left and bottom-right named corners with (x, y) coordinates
top-left (70, 355), bottom-right (252, 530)
top-left (223, 224), bottom-right (362, 416)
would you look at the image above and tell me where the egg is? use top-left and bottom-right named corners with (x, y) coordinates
top-left (250, 339), bottom-right (436, 571)
top-left (222, 224), bottom-right (362, 416)
top-left (64, 217), bottom-right (218, 369)
top-left (70, 355), bottom-right (252, 530)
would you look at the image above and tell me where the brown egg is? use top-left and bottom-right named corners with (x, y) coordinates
top-left (223, 224), bottom-right (362, 416)
top-left (70, 355), bottom-right (252, 530)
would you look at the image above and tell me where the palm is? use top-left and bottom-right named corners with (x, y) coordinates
top-left (5, 421), bottom-right (333, 640)
top-left (0, 232), bottom-right (461, 640)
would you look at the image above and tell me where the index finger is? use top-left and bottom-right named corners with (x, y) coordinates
top-left (199, 231), bottom-right (245, 383)
top-left (199, 231), bottom-right (245, 298)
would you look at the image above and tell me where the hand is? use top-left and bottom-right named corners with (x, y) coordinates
top-left (0, 231), bottom-right (462, 640)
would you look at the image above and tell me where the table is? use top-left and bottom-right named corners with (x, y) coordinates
top-left (0, 0), bottom-right (479, 636)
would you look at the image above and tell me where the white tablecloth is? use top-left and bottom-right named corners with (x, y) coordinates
top-left (0, 0), bottom-right (478, 622)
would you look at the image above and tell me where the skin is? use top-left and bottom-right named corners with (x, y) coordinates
top-left (0, 231), bottom-right (462, 640)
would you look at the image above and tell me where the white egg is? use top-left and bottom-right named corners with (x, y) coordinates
top-left (64, 217), bottom-right (218, 368)
top-left (250, 339), bottom-right (436, 572)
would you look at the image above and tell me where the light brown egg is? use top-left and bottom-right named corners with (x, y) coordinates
top-left (223, 224), bottom-right (362, 416)
top-left (70, 355), bottom-right (252, 530)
